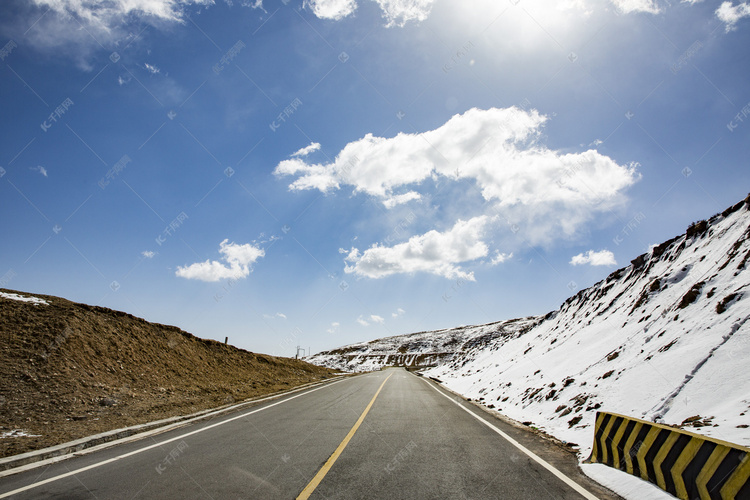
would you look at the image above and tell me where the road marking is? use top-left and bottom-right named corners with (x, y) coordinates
top-left (0, 379), bottom-right (344, 499)
top-left (296, 371), bottom-right (394, 500)
top-left (423, 378), bottom-right (600, 500)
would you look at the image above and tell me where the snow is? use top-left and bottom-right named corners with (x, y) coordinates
top-left (0, 430), bottom-right (41, 438)
top-left (0, 292), bottom-right (48, 306)
top-left (421, 202), bottom-right (750, 457)
top-left (309, 197), bottom-right (750, 490)
top-left (581, 464), bottom-right (675, 500)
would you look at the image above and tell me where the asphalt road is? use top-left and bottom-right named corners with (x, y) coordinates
top-left (0, 368), bottom-right (621, 499)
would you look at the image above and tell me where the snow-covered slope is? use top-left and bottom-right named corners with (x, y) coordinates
top-left (307, 317), bottom-right (540, 372)
top-left (310, 194), bottom-right (750, 456)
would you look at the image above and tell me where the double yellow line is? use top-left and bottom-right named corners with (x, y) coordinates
top-left (296, 371), bottom-right (394, 499)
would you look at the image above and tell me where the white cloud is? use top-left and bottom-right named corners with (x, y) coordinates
top-left (30, 165), bottom-right (48, 177)
top-left (392, 307), bottom-right (405, 318)
top-left (144, 63), bottom-right (161, 74)
top-left (344, 216), bottom-right (491, 281)
top-left (263, 312), bottom-right (287, 320)
top-left (176, 239), bottom-right (264, 282)
top-left (383, 191), bottom-right (421, 209)
top-left (610, 0), bottom-right (661, 14)
top-left (490, 251), bottom-right (513, 265)
top-left (142, 250), bottom-right (156, 258)
top-left (19, 0), bottom-right (217, 69)
top-left (292, 142), bottom-right (322, 157)
top-left (327, 322), bottom-right (340, 334)
top-left (303, 0), bottom-right (433, 25)
top-left (370, 314), bottom-right (385, 324)
top-left (374, 0), bottom-right (435, 27)
top-left (570, 249), bottom-right (617, 266)
top-left (276, 107), bottom-right (640, 246)
top-left (356, 315), bottom-right (369, 326)
top-left (304, 0), bottom-right (358, 20)
top-left (716, 1), bottom-right (750, 30)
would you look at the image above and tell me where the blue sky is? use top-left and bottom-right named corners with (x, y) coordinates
top-left (1, 0), bottom-right (749, 356)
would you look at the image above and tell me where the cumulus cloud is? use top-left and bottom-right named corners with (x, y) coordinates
top-left (356, 315), bottom-right (370, 326)
top-left (304, 0), bottom-right (433, 25)
top-left (490, 251), bottom-right (513, 265)
top-left (276, 107), bottom-right (640, 246)
top-left (176, 239), bottom-right (264, 282)
top-left (304, 0), bottom-right (358, 20)
top-left (570, 249), bottom-right (617, 266)
top-left (344, 216), bottom-right (491, 281)
top-left (142, 250), bottom-right (156, 258)
top-left (716, 1), bottom-right (750, 30)
top-left (370, 314), bottom-right (385, 324)
top-left (15, 0), bottom-right (228, 69)
top-left (374, 0), bottom-right (435, 27)
top-left (292, 142), bottom-right (322, 157)
top-left (327, 321), bottom-right (340, 333)
top-left (610, 0), bottom-right (660, 14)
top-left (382, 191), bottom-right (421, 209)
top-left (392, 307), bottom-right (405, 318)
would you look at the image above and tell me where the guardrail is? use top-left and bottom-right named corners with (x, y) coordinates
top-left (586, 411), bottom-right (749, 499)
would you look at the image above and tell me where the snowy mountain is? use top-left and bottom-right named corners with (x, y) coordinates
top-left (308, 194), bottom-right (750, 456)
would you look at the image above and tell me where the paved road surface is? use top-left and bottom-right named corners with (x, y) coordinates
top-left (0, 369), bottom-right (621, 499)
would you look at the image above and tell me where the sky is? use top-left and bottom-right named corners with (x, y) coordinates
top-left (1, 0), bottom-right (749, 357)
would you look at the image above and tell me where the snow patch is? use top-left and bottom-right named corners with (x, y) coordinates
top-left (0, 292), bottom-right (49, 306)
top-left (0, 429), bottom-right (41, 438)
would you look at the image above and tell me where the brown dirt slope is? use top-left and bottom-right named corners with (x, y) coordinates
top-left (0, 289), bottom-right (336, 458)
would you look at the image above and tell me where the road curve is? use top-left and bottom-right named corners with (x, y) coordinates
top-left (0, 368), bottom-right (621, 499)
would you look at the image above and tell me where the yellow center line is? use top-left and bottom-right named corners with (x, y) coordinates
top-left (296, 371), bottom-right (394, 500)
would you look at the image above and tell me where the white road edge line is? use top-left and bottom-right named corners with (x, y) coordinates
top-left (423, 378), bottom-right (600, 500)
top-left (0, 379), bottom-right (344, 499)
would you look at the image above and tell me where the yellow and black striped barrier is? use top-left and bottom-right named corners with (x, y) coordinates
top-left (586, 411), bottom-right (749, 499)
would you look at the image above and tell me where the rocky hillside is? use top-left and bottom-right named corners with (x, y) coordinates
top-left (310, 194), bottom-right (750, 456)
top-left (0, 291), bottom-right (335, 458)
top-left (306, 317), bottom-right (540, 372)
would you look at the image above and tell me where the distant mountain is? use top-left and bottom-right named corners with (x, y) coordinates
top-left (308, 194), bottom-right (750, 455)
